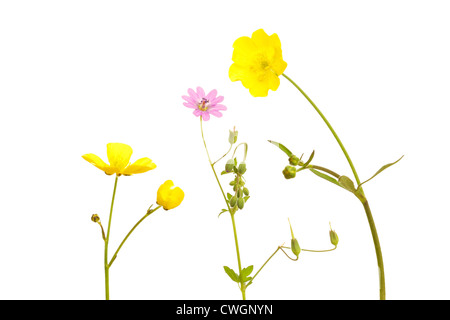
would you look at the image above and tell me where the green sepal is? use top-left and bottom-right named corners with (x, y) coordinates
top-left (221, 170), bottom-right (231, 175)
top-left (223, 266), bottom-right (239, 283)
top-left (268, 140), bottom-right (293, 157)
top-left (357, 155), bottom-right (404, 190)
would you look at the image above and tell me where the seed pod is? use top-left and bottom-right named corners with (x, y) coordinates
top-left (243, 187), bottom-right (249, 196)
top-left (230, 196), bottom-right (237, 207)
top-left (237, 197), bottom-right (245, 209)
top-left (237, 188), bottom-right (243, 198)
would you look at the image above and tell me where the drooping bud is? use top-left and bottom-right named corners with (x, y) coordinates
top-left (288, 218), bottom-right (301, 257)
top-left (289, 155), bottom-right (300, 166)
top-left (228, 127), bottom-right (238, 144)
top-left (329, 223), bottom-right (339, 247)
top-left (238, 162), bottom-right (247, 174)
top-left (225, 159), bottom-right (234, 173)
top-left (91, 214), bottom-right (100, 223)
top-left (282, 166), bottom-right (296, 179)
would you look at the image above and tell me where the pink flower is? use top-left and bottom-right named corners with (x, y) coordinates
top-left (182, 87), bottom-right (227, 121)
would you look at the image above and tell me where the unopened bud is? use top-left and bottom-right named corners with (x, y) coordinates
top-left (225, 159), bottom-right (234, 173)
top-left (238, 162), bottom-right (247, 174)
top-left (243, 187), bottom-right (249, 196)
top-left (291, 238), bottom-right (301, 257)
top-left (329, 224), bottom-right (339, 247)
top-left (237, 188), bottom-right (243, 198)
top-left (228, 128), bottom-right (238, 144)
top-left (289, 155), bottom-right (300, 166)
top-left (91, 214), bottom-right (100, 223)
top-left (282, 166), bottom-right (296, 179)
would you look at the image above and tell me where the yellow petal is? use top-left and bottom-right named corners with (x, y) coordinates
top-left (122, 157), bottom-right (156, 175)
top-left (107, 143), bottom-right (133, 173)
top-left (251, 29), bottom-right (271, 47)
top-left (82, 153), bottom-right (116, 175)
top-left (156, 180), bottom-right (185, 210)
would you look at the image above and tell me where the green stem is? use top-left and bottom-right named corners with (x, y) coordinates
top-left (200, 117), bottom-right (246, 300)
top-left (108, 205), bottom-right (162, 267)
top-left (104, 175), bottom-right (119, 300)
top-left (283, 73), bottom-right (386, 300)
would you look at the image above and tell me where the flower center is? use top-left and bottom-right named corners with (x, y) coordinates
top-left (198, 98), bottom-right (209, 111)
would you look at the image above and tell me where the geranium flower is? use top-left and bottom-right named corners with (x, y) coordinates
top-left (82, 143), bottom-right (156, 176)
top-left (182, 87), bottom-right (226, 121)
top-left (156, 180), bottom-right (185, 210)
top-left (229, 29), bottom-right (287, 97)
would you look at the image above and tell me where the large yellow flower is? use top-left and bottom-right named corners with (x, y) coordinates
top-left (156, 180), bottom-right (185, 210)
top-left (82, 143), bottom-right (156, 176)
top-left (229, 29), bottom-right (287, 97)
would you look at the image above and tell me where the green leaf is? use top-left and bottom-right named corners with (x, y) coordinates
top-left (218, 209), bottom-right (228, 218)
top-left (243, 196), bottom-right (250, 202)
top-left (357, 155), bottom-right (404, 190)
top-left (223, 266), bottom-right (239, 283)
top-left (309, 168), bottom-right (341, 187)
top-left (268, 140), bottom-right (293, 157)
top-left (302, 150), bottom-right (315, 167)
top-left (227, 193), bottom-right (232, 200)
top-left (240, 265), bottom-right (254, 283)
top-left (338, 176), bottom-right (357, 193)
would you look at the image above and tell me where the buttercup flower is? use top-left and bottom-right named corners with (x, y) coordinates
top-left (82, 143), bottom-right (156, 176)
top-left (182, 87), bottom-right (226, 121)
top-left (156, 180), bottom-right (185, 210)
top-left (229, 29), bottom-right (287, 97)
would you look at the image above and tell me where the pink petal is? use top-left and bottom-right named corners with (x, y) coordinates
top-left (196, 87), bottom-right (205, 98)
top-left (183, 102), bottom-right (196, 109)
top-left (209, 110), bottom-right (223, 118)
top-left (209, 104), bottom-right (227, 111)
top-left (193, 109), bottom-right (202, 116)
top-left (188, 88), bottom-right (199, 101)
top-left (182, 95), bottom-right (197, 105)
top-left (201, 112), bottom-right (210, 121)
top-left (211, 95), bottom-right (224, 104)
top-left (206, 89), bottom-right (217, 101)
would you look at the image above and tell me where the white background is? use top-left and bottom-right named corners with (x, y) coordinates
top-left (1, 0), bottom-right (449, 300)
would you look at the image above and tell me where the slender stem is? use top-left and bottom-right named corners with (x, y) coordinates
top-left (108, 206), bottom-right (162, 267)
top-left (283, 73), bottom-right (386, 300)
top-left (200, 117), bottom-right (246, 300)
top-left (282, 73), bottom-right (361, 185)
top-left (104, 175), bottom-right (119, 300)
top-left (301, 246), bottom-right (337, 253)
top-left (249, 247), bottom-right (281, 285)
top-left (213, 144), bottom-right (232, 165)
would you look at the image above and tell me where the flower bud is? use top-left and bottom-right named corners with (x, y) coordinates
top-left (238, 162), bottom-right (247, 174)
top-left (228, 128), bottom-right (238, 144)
top-left (291, 238), bottom-right (301, 257)
top-left (243, 187), bottom-right (249, 196)
top-left (225, 159), bottom-right (234, 173)
top-left (289, 155), bottom-right (300, 166)
top-left (237, 188), bottom-right (243, 198)
top-left (237, 197), bottom-right (245, 209)
top-left (91, 214), bottom-right (100, 223)
top-left (329, 224), bottom-right (339, 247)
top-left (282, 166), bottom-right (296, 179)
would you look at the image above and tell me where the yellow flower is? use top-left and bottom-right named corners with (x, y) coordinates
top-left (229, 29), bottom-right (287, 97)
top-left (82, 143), bottom-right (156, 176)
top-left (156, 180), bottom-right (185, 210)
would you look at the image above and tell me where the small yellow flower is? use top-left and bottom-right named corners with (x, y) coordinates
top-left (156, 180), bottom-right (185, 210)
top-left (229, 29), bottom-right (287, 97)
top-left (82, 143), bottom-right (156, 176)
